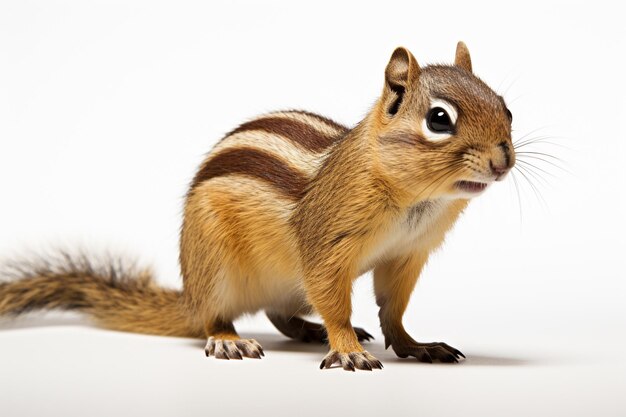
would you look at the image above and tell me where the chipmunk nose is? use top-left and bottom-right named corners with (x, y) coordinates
top-left (490, 141), bottom-right (513, 180)
top-left (489, 160), bottom-right (508, 177)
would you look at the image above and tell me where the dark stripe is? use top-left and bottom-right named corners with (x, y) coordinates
top-left (190, 148), bottom-right (309, 199)
top-left (226, 117), bottom-right (342, 153)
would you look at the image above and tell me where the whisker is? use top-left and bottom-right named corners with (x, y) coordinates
top-left (510, 170), bottom-right (524, 225)
top-left (516, 153), bottom-right (571, 174)
top-left (515, 162), bottom-right (551, 189)
top-left (513, 127), bottom-right (551, 143)
top-left (513, 136), bottom-right (569, 149)
top-left (516, 159), bottom-right (558, 181)
top-left (513, 165), bottom-right (549, 210)
top-left (514, 140), bottom-right (571, 151)
top-left (506, 94), bottom-right (523, 106)
top-left (495, 73), bottom-right (513, 96)
top-left (516, 150), bottom-right (563, 161)
top-left (423, 167), bottom-right (464, 201)
top-left (415, 162), bottom-right (465, 201)
top-left (419, 166), bottom-right (463, 198)
top-left (500, 74), bottom-right (521, 97)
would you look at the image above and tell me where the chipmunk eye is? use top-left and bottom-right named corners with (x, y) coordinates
top-left (427, 107), bottom-right (453, 133)
top-left (422, 99), bottom-right (457, 142)
top-left (506, 108), bottom-right (513, 121)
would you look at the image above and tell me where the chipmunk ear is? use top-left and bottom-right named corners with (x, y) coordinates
top-left (384, 47), bottom-right (420, 116)
top-left (454, 41), bottom-right (472, 72)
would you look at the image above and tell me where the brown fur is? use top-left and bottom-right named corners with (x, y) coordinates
top-left (0, 43), bottom-right (514, 370)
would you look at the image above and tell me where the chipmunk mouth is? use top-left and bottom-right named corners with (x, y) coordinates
top-left (455, 180), bottom-right (489, 193)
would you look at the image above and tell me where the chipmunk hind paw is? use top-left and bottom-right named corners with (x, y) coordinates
top-left (204, 337), bottom-right (265, 360)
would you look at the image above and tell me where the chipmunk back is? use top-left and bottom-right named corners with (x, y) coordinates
top-left (0, 42), bottom-right (514, 371)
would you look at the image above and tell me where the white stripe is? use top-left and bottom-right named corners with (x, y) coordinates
top-left (211, 130), bottom-right (327, 176)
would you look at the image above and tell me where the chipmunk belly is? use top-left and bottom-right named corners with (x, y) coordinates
top-left (358, 200), bottom-right (449, 273)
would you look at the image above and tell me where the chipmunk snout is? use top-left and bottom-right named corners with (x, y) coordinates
top-left (489, 141), bottom-right (514, 181)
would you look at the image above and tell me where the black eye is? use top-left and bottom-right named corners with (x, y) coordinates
top-left (427, 107), bottom-right (453, 133)
top-left (506, 108), bottom-right (513, 121)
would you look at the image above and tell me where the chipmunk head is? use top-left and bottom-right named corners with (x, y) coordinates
top-left (375, 42), bottom-right (515, 201)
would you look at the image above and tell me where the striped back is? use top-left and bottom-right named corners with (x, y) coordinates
top-left (190, 110), bottom-right (350, 200)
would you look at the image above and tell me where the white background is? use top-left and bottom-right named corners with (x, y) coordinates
top-left (1, 1), bottom-right (624, 416)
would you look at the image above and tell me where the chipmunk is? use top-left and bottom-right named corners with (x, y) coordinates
top-left (0, 42), bottom-right (514, 371)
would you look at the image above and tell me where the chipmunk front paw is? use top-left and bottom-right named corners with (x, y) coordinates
top-left (319, 350), bottom-right (383, 371)
top-left (392, 341), bottom-right (465, 363)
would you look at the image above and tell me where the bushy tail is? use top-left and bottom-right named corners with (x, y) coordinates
top-left (0, 252), bottom-right (204, 338)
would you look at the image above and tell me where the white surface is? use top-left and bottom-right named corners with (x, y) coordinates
top-left (1, 1), bottom-right (625, 416)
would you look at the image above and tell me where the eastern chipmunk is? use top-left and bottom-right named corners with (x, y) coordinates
top-left (0, 42), bottom-right (514, 371)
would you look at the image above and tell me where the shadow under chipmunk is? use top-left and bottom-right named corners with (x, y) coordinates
top-left (191, 332), bottom-right (532, 367)
top-left (0, 312), bottom-right (532, 367)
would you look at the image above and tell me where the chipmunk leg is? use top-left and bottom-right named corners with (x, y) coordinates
top-left (303, 268), bottom-right (383, 371)
top-left (204, 319), bottom-right (264, 360)
top-left (266, 312), bottom-right (374, 343)
top-left (374, 252), bottom-right (464, 363)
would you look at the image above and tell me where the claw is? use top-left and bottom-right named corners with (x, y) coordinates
top-left (204, 336), bottom-right (215, 357)
top-left (227, 344), bottom-right (243, 360)
top-left (451, 347), bottom-right (466, 359)
top-left (320, 350), bottom-right (383, 372)
top-left (363, 351), bottom-right (384, 369)
top-left (205, 338), bottom-right (264, 360)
